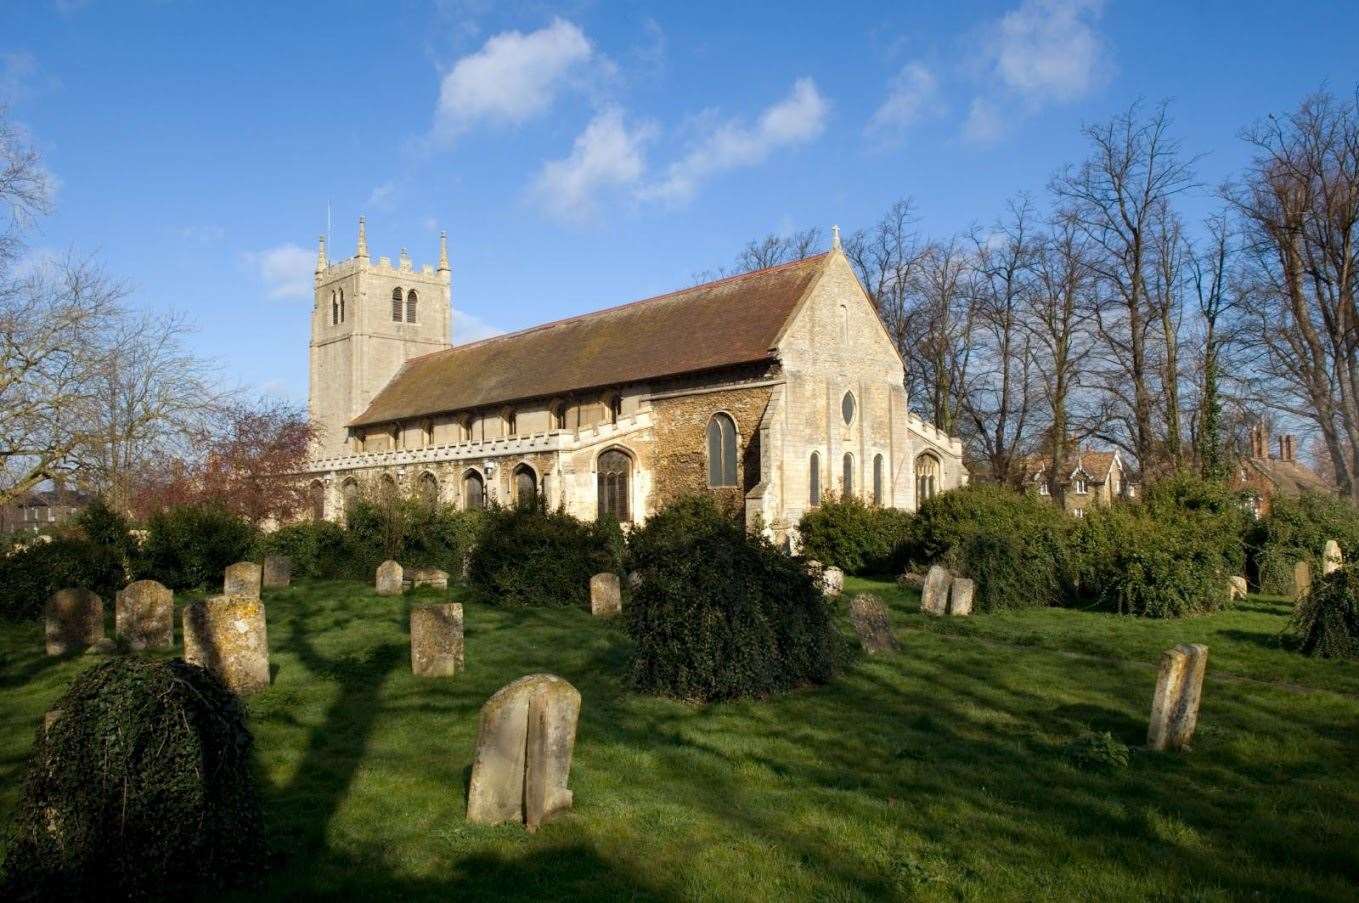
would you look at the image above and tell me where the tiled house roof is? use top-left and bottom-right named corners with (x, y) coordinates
top-left (350, 254), bottom-right (829, 428)
top-left (1024, 449), bottom-right (1119, 484)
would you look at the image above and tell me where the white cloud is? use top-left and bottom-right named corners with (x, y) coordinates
top-left (966, 0), bottom-right (1107, 143)
top-left (642, 77), bottom-right (828, 204)
top-left (246, 244), bottom-right (314, 300)
top-left (453, 309), bottom-right (505, 344)
top-left (367, 181), bottom-right (397, 210)
top-left (434, 18), bottom-right (593, 140)
top-left (531, 107), bottom-right (654, 222)
top-left (868, 62), bottom-right (942, 139)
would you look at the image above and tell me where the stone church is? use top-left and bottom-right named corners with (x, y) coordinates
top-left (303, 218), bottom-right (966, 546)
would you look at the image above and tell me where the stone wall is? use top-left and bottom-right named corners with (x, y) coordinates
top-left (650, 384), bottom-right (775, 518)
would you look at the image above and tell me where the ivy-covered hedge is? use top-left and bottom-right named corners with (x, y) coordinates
top-left (796, 495), bottom-right (911, 575)
top-left (1248, 492), bottom-right (1359, 595)
top-left (1290, 565), bottom-right (1359, 658)
top-left (468, 503), bottom-right (621, 607)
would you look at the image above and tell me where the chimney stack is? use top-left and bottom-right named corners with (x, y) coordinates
top-left (1251, 424), bottom-right (1268, 460)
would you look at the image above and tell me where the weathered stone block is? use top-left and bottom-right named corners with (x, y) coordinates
top-left (45, 588), bottom-right (103, 656)
top-left (821, 566), bottom-right (845, 598)
top-left (849, 593), bottom-right (897, 654)
top-left (1293, 560), bottom-right (1312, 601)
top-left (1323, 539), bottom-right (1343, 575)
top-left (921, 565), bottom-right (952, 616)
top-left (223, 561), bottom-right (261, 598)
top-left (115, 579), bottom-right (173, 650)
top-left (411, 603), bottom-right (464, 677)
top-left (376, 560), bottom-right (404, 596)
top-left (1228, 576), bottom-right (1247, 601)
top-left (947, 577), bottom-right (975, 616)
top-left (1147, 643), bottom-right (1209, 752)
top-left (590, 572), bottom-right (621, 617)
top-left (182, 595), bottom-right (270, 694)
top-left (262, 555), bottom-right (291, 589)
top-left (410, 566), bottom-right (449, 591)
top-left (467, 673), bottom-right (580, 829)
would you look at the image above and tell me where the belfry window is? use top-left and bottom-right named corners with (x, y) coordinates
top-left (331, 292), bottom-right (338, 325)
top-left (392, 288), bottom-right (403, 322)
top-left (706, 413), bottom-right (738, 487)
top-left (406, 289), bottom-right (418, 323)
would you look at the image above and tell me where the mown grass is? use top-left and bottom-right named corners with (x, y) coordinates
top-left (1, 577), bottom-right (1357, 900)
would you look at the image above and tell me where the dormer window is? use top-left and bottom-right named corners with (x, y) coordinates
top-left (1073, 478), bottom-right (1088, 495)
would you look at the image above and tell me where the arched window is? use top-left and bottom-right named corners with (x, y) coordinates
top-left (597, 449), bottom-right (631, 521)
top-left (379, 474), bottom-right (398, 506)
top-left (873, 454), bottom-right (884, 505)
top-left (331, 292), bottom-right (338, 325)
top-left (339, 289), bottom-right (345, 322)
top-left (406, 289), bottom-right (418, 323)
top-left (706, 413), bottom-right (738, 487)
top-left (513, 464), bottom-right (537, 508)
top-left (608, 394), bottom-right (622, 424)
top-left (915, 453), bottom-right (940, 503)
top-left (341, 479), bottom-right (359, 512)
top-left (809, 451), bottom-right (821, 506)
top-left (418, 472), bottom-right (438, 504)
top-left (463, 470), bottom-right (485, 510)
top-left (391, 288), bottom-right (403, 322)
top-left (842, 391), bottom-right (855, 425)
top-left (309, 480), bottom-right (325, 521)
top-left (843, 453), bottom-right (854, 496)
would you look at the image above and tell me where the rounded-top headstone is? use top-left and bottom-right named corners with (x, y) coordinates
top-left (262, 555), bottom-right (291, 589)
top-left (45, 588), bottom-right (104, 656)
top-left (223, 561), bottom-right (262, 598)
top-left (116, 579), bottom-right (174, 650)
top-left (590, 572), bottom-right (621, 616)
top-left (376, 560), bottom-right (404, 596)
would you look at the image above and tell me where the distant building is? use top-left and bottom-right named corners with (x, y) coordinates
top-left (1, 487), bottom-right (93, 534)
top-left (1233, 425), bottom-right (1330, 517)
top-left (1023, 448), bottom-right (1131, 517)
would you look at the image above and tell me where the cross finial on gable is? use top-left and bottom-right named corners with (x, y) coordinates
top-left (831, 224), bottom-right (842, 250)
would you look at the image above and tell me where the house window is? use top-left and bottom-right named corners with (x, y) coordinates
top-left (842, 391), bottom-right (855, 425)
top-left (418, 472), bottom-right (438, 504)
top-left (809, 451), bottom-right (821, 506)
top-left (706, 413), bottom-right (738, 487)
top-left (873, 454), bottom-right (884, 505)
top-left (392, 287), bottom-right (403, 321)
top-left (514, 464), bottom-right (538, 508)
top-left (1074, 478), bottom-right (1088, 495)
top-left (1073, 507), bottom-right (1086, 518)
top-left (463, 470), bottom-right (485, 510)
top-left (1038, 481), bottom-right (1050, 496)
top-left (597, 450), bottom-right (631, 521)
top-left (406, 289), bottom-right (418, 323)
top-left (843, 453), bottom-right (854, 496)
top-left (915, 453), bottom-right (940, 503)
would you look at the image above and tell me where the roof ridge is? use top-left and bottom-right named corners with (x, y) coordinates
top-left (409, 252), bottom-right (831, 363)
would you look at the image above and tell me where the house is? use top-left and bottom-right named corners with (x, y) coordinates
top-left (302, 220), bottom-right (967, 547)
top-left (1024, 448), bottom-right (1130, 517)
top-left (1233, 425), bottom-right (1331, 517)
top-left (0, 487), bottom-right (93, 534)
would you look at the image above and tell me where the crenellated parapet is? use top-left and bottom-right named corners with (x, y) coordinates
top-left (906, 411), bottom-right (964, 455)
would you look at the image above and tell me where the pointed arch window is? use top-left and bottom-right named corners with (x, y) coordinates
top-left (842, 391), bottom-right (856, 425)
top-left (873, 454), bottom-right (884, 505)
top-left (463, 470), bottom-right (485, 510)
top-left (843, 453), bottom-right (854, 496)
top-left (418, 472), bottom-right (439, 504)
top-left (915, 453), bottom-right (940, 503)
top-left (406, 289), bottom-right (418, 323)
top-left (809, 451), bottom-right (821, 506)
top-left (597, 450), bottom-right (631, 521)
top-left (513, 464), bottom-right (538, 508)
top-left (706, 413), bottom-right (738, 487)
top-left (392, 287), bottom-right (403, 322)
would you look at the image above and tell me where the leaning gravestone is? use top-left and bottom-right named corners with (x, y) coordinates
top-left (115, 579), bottom-right (174, 650)
top-left (182, 595), bottom-right (270, 694)
top-left (45, 588), bottom-right (104, 656)
top-left (410, 603), bottom-right (464, 677)
top-left (1147, 643), bottom-right (1208, 752)
top-left (410, 566), bottom-right (449, 591)
top-left (849, 593), bottom-right (898, 654)
top-left (223, 561), bottom-right (262, 598)
top-left (376, 560), bottom-right (404, 596)
top-left (1293, 560), bottom-right (1312, 601)
top-left (262, 555), bottom-right (291, 590)
top-left (467, 673), bottom-right (581, 830)
top-left (1228, 576), bottom-right (1247, 601)
top-left (821, 566), bottom-right (845, 598)
top-left (590, 572), bottom-right (621, 617)
top-left (1323, 539), bottom-right (1343, 575)
top-left (947, 577), bottom-right (975, 616)
top-left (921, 565), bottom-right (952, 616)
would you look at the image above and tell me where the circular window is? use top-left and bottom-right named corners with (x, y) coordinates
top-left (841, 391), bottom-right (856, 425)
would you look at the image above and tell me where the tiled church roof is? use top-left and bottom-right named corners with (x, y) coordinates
top-left (350, 253), bottom-right (828, 427)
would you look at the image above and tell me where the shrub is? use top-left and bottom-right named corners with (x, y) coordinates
top-left (905, 484), bottom-right (1070, 611)
top-left (1140, 474), bottom-right (1250, 575)
top-left (626, 495), bottom-right (837, 701)
top-left (258, 520), bottom-right (350, 580)
top-left (797, 494), bottom-right (912, 575)
top-left (343, 497), bottom-right (486, 581)
top-left (1249, 492), bottom-right (1359, 595)
top-left (1070, 503), bottom-right (1231, 617)
top-left (139, 504), bottom-right (257, 591)
top-left (468, 503), bottom-right (618, 607)
top-left (1290, 565), bottom-right (1359, 659)
top-left (0, 658), bottom-right (264, 899)
top-left (0, 498), bottom-right (138, 621)
top-left (1063, 731), bottom-right (1130, 769)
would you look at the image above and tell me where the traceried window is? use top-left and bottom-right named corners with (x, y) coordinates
top-left (872, 454), bottom-right (884, 505)
top-left (597, 449), bottom-right (631, 521)
top-left (406, 289), bottom-right (418, 323)
top-left (843, 453), bottom-right (854, 496)
top-left (915, 453), bottom-right (940, 503)
top-left (513, 464), bottom-right (538, 508)
top-left (706, 413), bottom-right (738, 487)
top-left (842, 391), bottom-right (855, 425)
top-left (463, 470), bottom-right (485, 510)
top-left (809, 451), bottom-right (821, 506)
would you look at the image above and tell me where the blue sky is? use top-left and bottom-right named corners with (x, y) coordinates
top-left (3, 0), bottom-right (1356, 401)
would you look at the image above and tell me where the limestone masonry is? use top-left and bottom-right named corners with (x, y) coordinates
top-left (303, 220), bottom-right (966, 545)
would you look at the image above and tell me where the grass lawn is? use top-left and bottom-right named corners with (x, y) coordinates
top-left (2, 577), bottom-right (1358, 900)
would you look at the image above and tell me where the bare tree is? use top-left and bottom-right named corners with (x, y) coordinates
top-left (1148, 202), bottom-right (1188, 468)
top-left (1186, 215), bottom-right (1239, 480)
top-left (0, 109), bottom-right (50, 267)
top-left (843, 199), bottom-right (929, 355)
top-left (695, 227), bottom-right (825, 283)
top-left (907, 238), bottom-right (976, 433)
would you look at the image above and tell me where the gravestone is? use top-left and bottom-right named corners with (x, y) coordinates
top-left (1228, 576), bottom-right (1247, 601)
top-left (467, 673), bottom-right (581, 830)
top-left (45, 588), bottom-right (104, 656)
top-left (410, 603), bottom-right (464, 677)
top-left (376, 560), bottom-right (404, 596)
top-left (1293, 560), bottom-right (1312, 601)
top-left (590, 573), bottom-right (621, 617)
top-left (115, 579), bottom-right (174, 650)
top-left (849, 593), bottom-right (898, 654)
top-left (1146, 643), bottom-right (1209, 752)
top-left (410, 566), bottom-right (449, 591)
top-left (182, 595), bottom-right (270, 694)
top-left (947, 577), bottom-right (975, 616)
top-left (1323, 539), bottom-right (1343, 575)
top-left (223, 561), bottom-right (261, 598)
top-left (821, 566), bottom-right (845, 598)
top-left (262, 554), bottom-right (291, 589)
top-left (921, 565), bottom-right (952, 616)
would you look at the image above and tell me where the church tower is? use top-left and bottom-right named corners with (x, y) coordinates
top-left (308, 218), bottom-right (452, 458)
